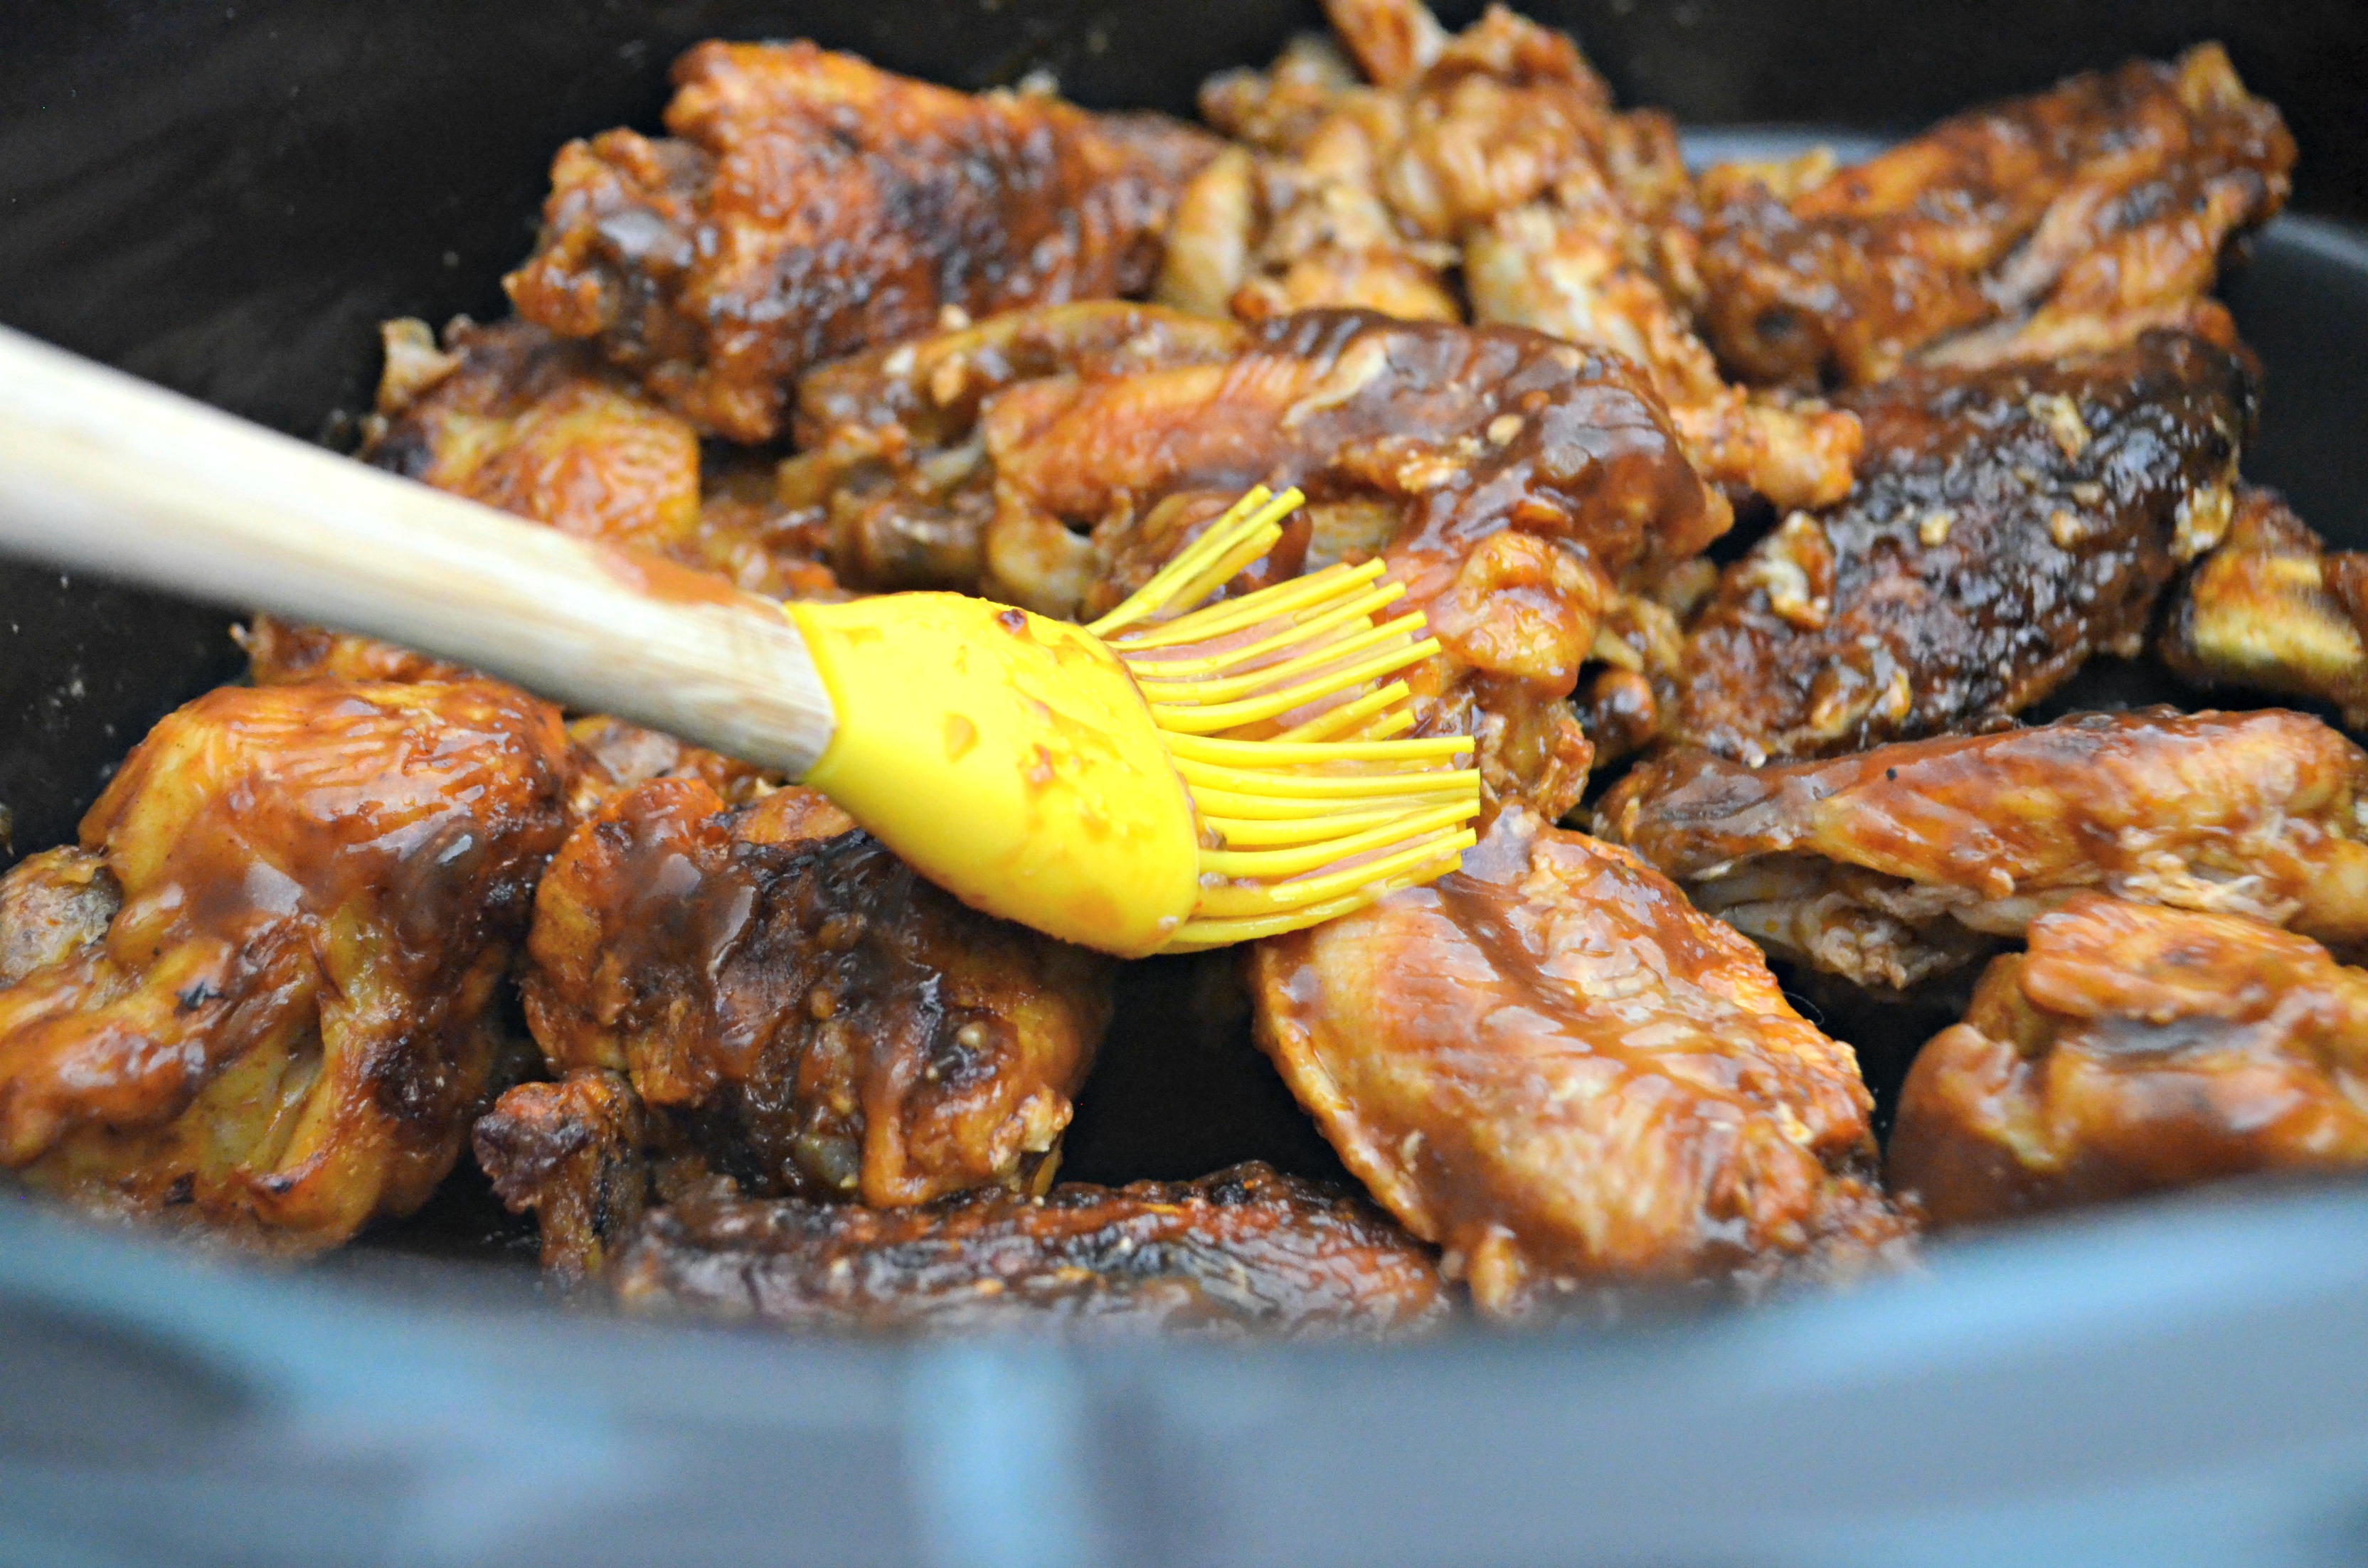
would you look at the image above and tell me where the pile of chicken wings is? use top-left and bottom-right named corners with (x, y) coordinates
top-left (8, 0), bottom-right (2362, 1334)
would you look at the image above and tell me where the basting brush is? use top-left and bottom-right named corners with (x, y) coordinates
top-left (0, 327), bottom-right (1477, 956)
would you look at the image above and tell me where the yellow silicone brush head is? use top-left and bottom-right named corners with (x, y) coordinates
top-left (791, 486), bottom-right (1480, 957)
top-left (1090, 486), bottom-right (1482, 951)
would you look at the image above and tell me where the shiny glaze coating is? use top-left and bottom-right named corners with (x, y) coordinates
top-left (607, 1161), bottom-right (1450, 1337)
top-left (1596, 708), bottom-right (2368, 992)
top-left (517, 777), bottom-right (1114, 1212)
top-left (994, 307), bottom-right (1721, 816)
top-left (790, 300), bottom-right (1721, 817)
top-left (504, 41), bottom-right (1221, 442)
top-left (1891, 895), bottom-right (2368, 1226)
top-left (1248, 807), bottom-right (1909, 1318)
top-left (1675, 330), bottom-right (2253, 763)
top-left (782, 301), bottom-right (1246, 594)
top-left (2163, 487), bottom-right (2368, 727)
top-left (0, 681), bottom-right (573, 1250)
top-left (1700, 45), bottom-right (2293, 388)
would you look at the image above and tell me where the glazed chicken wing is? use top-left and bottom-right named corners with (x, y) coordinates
top-left (1891, 895), bottom-right (2368, 1226)
top-left (479, 776), bottom-right (1113, 1274)
top-left (2162, 487), bottom-right (2368, 727)
top-left (1700, 45), bottom-right (2292, 388)
top-left (504, 41), bottom-right (1220, 442)
top-left (246, 316), bottom-right (824, 804)
top-left (793, 302), bottom-right (1724, 817)
top-left (1596, 708), bottom-right (2368, 993)
top-left (781, 301), bottom-right (1247, 594)
top-left (1247, 808), bottom-right (1910, 1319)
top-left (1169, 0), bottom-right (1861, 510)
top-left (0, 682), bottom-right (573, 1251)
top-left (605, 1162), bottom-right (1449, 1338)
top-left (1672, 329), bottom-right (2252, 763)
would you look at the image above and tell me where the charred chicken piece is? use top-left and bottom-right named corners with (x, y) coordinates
top-left (504, 41), bottom-right (1220, 442)
top-left (472, 1067), bottom-right (658, 1280)
top-left (605, 1162), bottom-right (1450, 1337)
top-left (1673, 329), bottom-right (2253, 763)
top-left (0, 682), bottom-right (573, 1252)
top-left (2163, 487), bottom-right (2368, 727)
top-left (1700, 45), bottom-right (2293, 388)
top-left (1248, 808), bottom-right (1911, 1320)
top-left (1891, 895), bottom-right (2368, 1227)
top-left (1596, 708), bottom-right (2368, 993)
top-left (1171, 0), bottom-right (1860, 510)
top-left (508, 777), bottom-right (1114, 1225)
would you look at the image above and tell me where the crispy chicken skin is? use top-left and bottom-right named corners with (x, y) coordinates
top-left (606, 1161), bottom-right (1450, 1337)
top-left (1673, 329), bottom-right (2253, 763)
top-left (1891, 896), bottom-right (2368, 1227)
top-left (472, 1067), bottom-right (657, 1279)
top-left (504, 41), bottom-right (1219, 443)
top-left (791, 302), bottom-right (1723, 817)
top-left (505, 777), bottom-right (1114, 1225)
top-left (1596, 709), bottom-right (2368, 993)
top-left (0, 682), bottom-right (573, 1252)
top-left (1248, 808), bottom-right (1909, 1318)
top-left (1700, 45), bottom-right (2293, 389)
top-left (1169, 0), bottom-right (1861, 510)
top-left (2163, 487), bottom-right (2368, 727)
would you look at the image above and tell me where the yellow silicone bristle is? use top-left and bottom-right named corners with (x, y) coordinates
top-left (1098, 485), bottom-right (1483, 952)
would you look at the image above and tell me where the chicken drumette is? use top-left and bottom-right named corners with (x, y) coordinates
top-left (0, 681), bottom-right (574, 1251)
top-left (1891, 895), bottom-right (2368, 1226)
top-left (1596, 708), bottom-right (2368, 993)
top-left (474, 777), bottom-right (1114, 1278)
top-left (1669, 329), bottom-right (2252, 764)
top-left (1699, 44), bottom-right (2292, 388)
top-left (505, 40), bottom-right (1220, 442)
top-left (1248, 809), bottom-right (1911, 1319)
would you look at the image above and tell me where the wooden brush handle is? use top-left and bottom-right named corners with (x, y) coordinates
top-left (0, 326), bottom-right (837, 776)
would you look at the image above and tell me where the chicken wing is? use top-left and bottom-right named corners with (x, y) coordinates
top-left (496, 776), bottom-right (1113, 1244)
top-left (245, 316), bottom-right (822, 805)
top-left (791, 302), bottom-right (1721, 817)
top-left (1168, 0), bottom-right (1861, 510)
top-left (603, 1162), bottom-right (1450, 1337)
top-left (0, 681), bottom-right (573, 1251)
top-left (1699, 45), bottom-right (2293, 389)
top-left (1672, 329), bottom-right (2252, 763)
top-left (1247, 807), bottom-right (1910, 1318)
top-left (2162, 486), bottom-right (2368, 727)
top-left (1890, 895), bottom-right (2368, 1226)
top-left (504, 41), bottom-right (1219, 442)
top-left (1596, 708), bottom-right (2368, 993)
top-left (780, 301), bottom-right (1246, 594)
